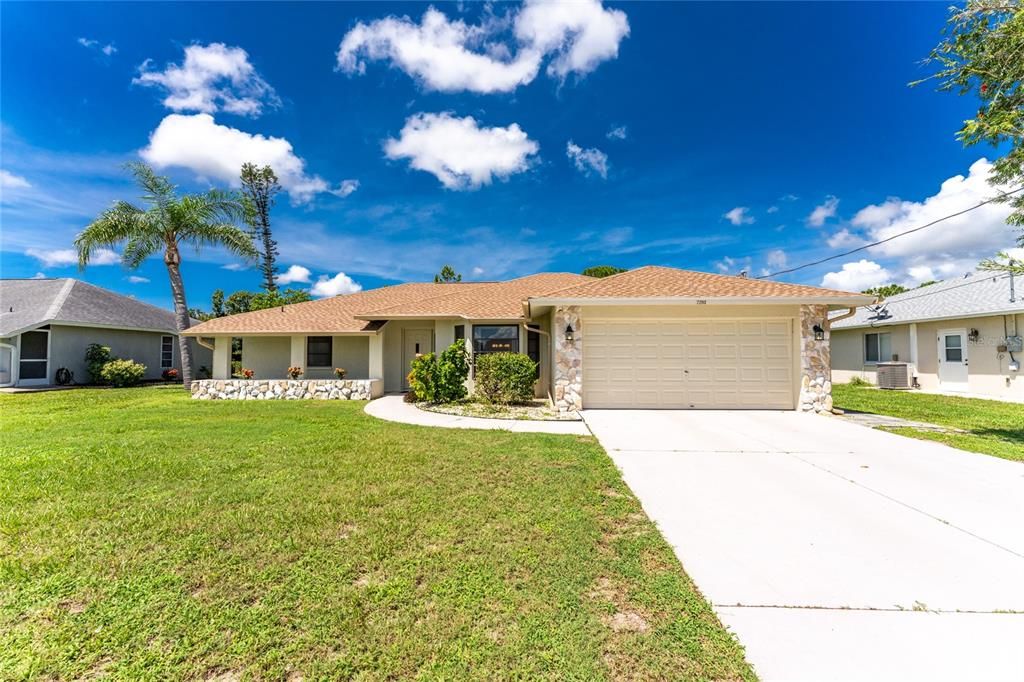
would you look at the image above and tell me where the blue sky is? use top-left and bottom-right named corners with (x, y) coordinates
top-left (1, 1), bottom-right (1020, 310)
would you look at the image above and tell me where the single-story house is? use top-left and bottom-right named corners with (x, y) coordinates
top-left (0, 278), bottom-right (211, 388)
top-left (184, 266), bottom-right (871, 412)
top-left (830, 271), bottom-right (1023, 401)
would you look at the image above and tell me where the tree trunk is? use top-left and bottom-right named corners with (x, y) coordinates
top-left (164, 243), bottom-right (194, 389)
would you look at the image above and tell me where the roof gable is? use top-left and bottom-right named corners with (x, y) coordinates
top-left (830, 272), bottom-right (1022, 328)
top-left (1, 278), bottom-right (179, 337)
top-left (529, 265), bottom-right (870, 302)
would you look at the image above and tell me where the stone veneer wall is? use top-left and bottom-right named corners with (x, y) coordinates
top-left (191, 379), bottom-right (381, 400)
top-left (553, 305), bottom-right (583, 414)
top-left (798, 304), bottom-right (832, 413)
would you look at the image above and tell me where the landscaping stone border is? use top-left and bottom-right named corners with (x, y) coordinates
top-left (191, 379), bottom-right (383, 400)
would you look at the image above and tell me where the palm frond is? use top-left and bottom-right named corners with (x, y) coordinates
top-left (75, 201), bottom-right (146, 268)
top-left (122, 228), bottom-right (165, 269)
top-left (124, 162), bottom-right (175, 209)
top-left (185, 222), bottom-right (259, 261)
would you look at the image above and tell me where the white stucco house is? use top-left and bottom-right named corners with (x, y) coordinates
top-left (184, 266), bottom-right (871, 413)
top-left (0, 278), bottom-right (211, 388)
top-left (830, 271), bottom-right (1023, 402)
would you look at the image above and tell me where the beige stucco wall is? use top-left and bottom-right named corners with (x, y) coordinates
top-left (240, 335), bottom-right (371, 381)
top-left (381, 320), bottom-right (436, 393)
top-left (241, 336), bottom-right (291, 380)
top-left (831, 313), bottom-right (1024, 401)
top-left (46, 324), bottom-right (206, 383)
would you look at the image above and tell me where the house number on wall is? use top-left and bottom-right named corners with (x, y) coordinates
top-left (695, 299), bottom-right (708, 305)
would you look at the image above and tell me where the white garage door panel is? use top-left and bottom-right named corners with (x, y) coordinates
top-left (584, 317), bottom-right (794, 409)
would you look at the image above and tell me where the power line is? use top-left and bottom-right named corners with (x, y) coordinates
top-left (757, 186), bottom-right (1024, 280)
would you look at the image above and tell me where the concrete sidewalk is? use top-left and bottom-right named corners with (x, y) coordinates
top-left (364, 395), bottom-right (591, 435)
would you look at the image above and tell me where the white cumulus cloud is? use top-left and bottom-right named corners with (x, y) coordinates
top-left (140, 113), bottom-right (339, 204)
top-left (27, 247), bottom-right (119, 268)
top-left (127, 275), bottom-right (150, 284)
top-left (275, 264), bottom-right (312, 285)
top-left (330, 179), bottom-right (360, 198)
top-left (0, 169), bottom-right (31, 189)
top-left (826, 228), bottom-right (866, 249)
top-left (336, 0), bottom-right (629, 94)
top-left (78, 37), bottom-right (117, 56)
top-left (384, 112), bottom-right (538, 190)
top-left (807, 195), bottom-right (839, 227)
top-left (723, 206), bottom-right (754, 226)
top-left (566, 141), bottom-right (608, 178)
top-left (310, 272), bottom-right (362, 298)
top-left (820, 259), bottom-right (892, 291)
top-left (134, 43), bottom-right (280, 117)
top-left (765, 249), bottom-right (788, 270)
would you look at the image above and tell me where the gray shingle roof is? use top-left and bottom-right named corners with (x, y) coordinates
top-left (830, 272), bottom-right (1023, 329)
top-left (0, 278), bottom-right (180, 337)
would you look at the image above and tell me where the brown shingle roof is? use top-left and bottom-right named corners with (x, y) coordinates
top-left (356, 273), bottom-right (593, 319)
top-left (530, 266), bottom-right (870, 301)
top-left (184, 267), bottom-right (870, 336)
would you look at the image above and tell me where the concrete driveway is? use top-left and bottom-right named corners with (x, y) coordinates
top-left (582, 409), bottom-right (1024, 681)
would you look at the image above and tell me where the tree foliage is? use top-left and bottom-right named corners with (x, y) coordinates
top-left (582, 265), bottom-right (627, 278)
top-left (240, 163), bottom-right (283, 292)
top-left (76, 162), bottom-right (256, 388)
top-left (979, 250), bottom-right (1024, 273)
top-left (861, 283), bottom-right (909, 298)
top-left (434, 265), bottom-right (462, 283)
top-left (917, 0), bottom-right (1024, 235)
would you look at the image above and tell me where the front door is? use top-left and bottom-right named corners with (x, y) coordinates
top-left (937, 328), bottom-right (968, 392)
top-left (402, 329), bottom-right (433, 391)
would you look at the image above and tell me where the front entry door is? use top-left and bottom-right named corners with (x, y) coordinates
top-left (937, 328), bottom-right (968, 392)
top-left (402, 329), bottom-right (434, 390)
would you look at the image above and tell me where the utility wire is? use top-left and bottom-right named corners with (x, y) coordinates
top-left (757, 186), bottom-right (1024, 280)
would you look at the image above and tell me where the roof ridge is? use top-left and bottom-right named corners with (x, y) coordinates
top-left (357, 280), bottom-right (508, 316)
top-left (44, 278), bottom-right (76, 321)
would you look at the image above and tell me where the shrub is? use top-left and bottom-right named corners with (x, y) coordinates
top-left (474, 352), bottom-right (537, 405)
top-left (99, 359), bottom-right (146, 387)
top-left (408, 342), bottom-right (470, 404)
top-left (84, 344), bottom-right (112, 384)
top-left (161, 368), bottom-right (179, 381)
top-left (848, 375), bottom-right (872, 387)
top-left (241, 368), bottom-right (255, 379)
top-left (197, 365), bottom-right (212, 379)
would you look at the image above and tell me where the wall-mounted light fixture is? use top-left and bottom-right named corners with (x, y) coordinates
top-left (968, 328), bottom-right (980, 343)
top-left (565, 324), bottom-right (575, 343)
top-left (812, 324), bottom-right (825, 341)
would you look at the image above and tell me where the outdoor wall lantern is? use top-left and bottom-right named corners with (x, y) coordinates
top-left (565, 324), bottom-right (575, 342)
top-left (812, 324), bottom-right (825, 341)
top-left (968, 328), bottom-right (980, 343)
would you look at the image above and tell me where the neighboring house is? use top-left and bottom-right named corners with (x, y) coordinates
top-left (0, 278), bottom-right (212, 388)
top-left (831, 272), bottom-right (1023, 401)
top-left (184, 266), bottom-right (871, 412)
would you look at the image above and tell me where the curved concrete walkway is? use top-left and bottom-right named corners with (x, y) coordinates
top-left (364, 395), bottom-right (590, 435)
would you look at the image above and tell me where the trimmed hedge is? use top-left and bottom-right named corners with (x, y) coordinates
top-left (99, 359), bottom-right (147, 387)
top-left (474, 352), bottom-right (537, 405)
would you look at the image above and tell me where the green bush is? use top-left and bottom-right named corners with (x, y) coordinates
top-left (848, 375), bottom-right (872, 387)
top-left (474, 352), bottom-right (537, 405)
top-left (99, 359), bottom-right (147, 388)
top-left (407, 342), bottom-right (470, 404)
top-left (84, 344), bottom-right (112, 384)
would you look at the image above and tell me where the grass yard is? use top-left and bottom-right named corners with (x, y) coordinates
top-left (0, 387), bottom-right (752, 681)
top-left (832, 383), bottom-right (1024, 463)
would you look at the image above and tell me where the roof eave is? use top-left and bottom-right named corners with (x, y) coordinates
top-left (527, 295), bottom-right (875, 307)
top-left (832, 307), bottom-right (1024, 330)
top-left (181, 329), bottom-right (382, 337)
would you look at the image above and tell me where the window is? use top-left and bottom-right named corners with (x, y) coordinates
top-left (306, 336), bottom-right (332, 367)
top-left (472, 325), bottom-right (519, 354)
top-left (161, 336), bottom-right (174, 368)
top-left (454, 325), bottom-right (465, 342)
top-left (943, 334), bottom-right (963, 362)
top-left (864, 332), bottom-right (892, 364)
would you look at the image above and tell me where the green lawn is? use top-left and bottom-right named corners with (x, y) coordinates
top-left (832, 383), bottom-right (1024, 463)
top-left (0, 387), bottom-right (752, 681)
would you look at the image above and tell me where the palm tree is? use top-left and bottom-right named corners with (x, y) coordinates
top-left (76, 162), bottom-right (257, 388)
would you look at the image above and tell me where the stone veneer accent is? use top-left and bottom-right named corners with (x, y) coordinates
top-left (553, 305), bottom-right (583, 414)
top-left (191, 379), bottom-right (381, 400)
top-left (798, 304), bottom-right (833, 413)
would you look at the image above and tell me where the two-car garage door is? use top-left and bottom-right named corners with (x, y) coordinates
top-left (584, 317), bottom-right (794, 409)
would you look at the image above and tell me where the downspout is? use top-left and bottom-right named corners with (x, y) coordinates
top-left (828, 307), bottom-right (860, 326)
top-left (196, 337), bottom-right (215, 352)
